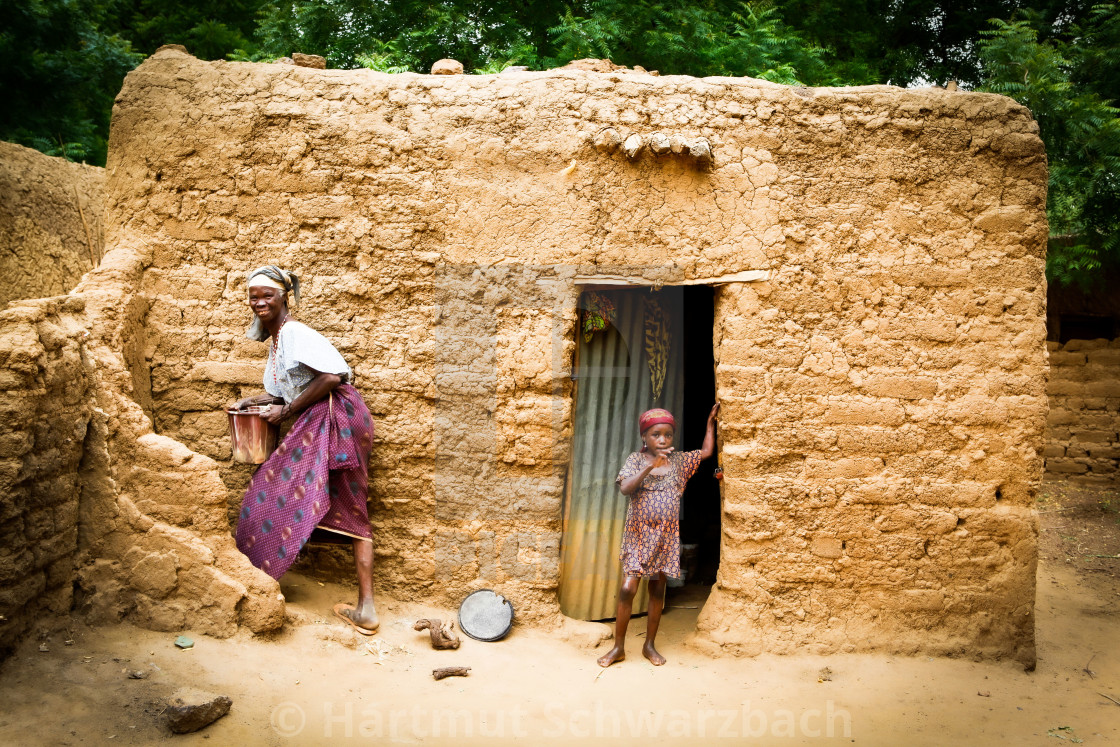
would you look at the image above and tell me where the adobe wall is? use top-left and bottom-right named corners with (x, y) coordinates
top-left (1043, 338), bottom-right (1120, 483)
top-left (0, 141), bottom-right (104, 307)
top-left (0, 145), bottom-right (283, 657)
top-left (102, 47), bottom-right (1047, 663)
top-left (0, 295), bottom-right (89, 654)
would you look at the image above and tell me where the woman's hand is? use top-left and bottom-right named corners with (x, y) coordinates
top-left (262, 404), bottom-right (286, 425)
top-left (228, 393), bottom-right (275, 411)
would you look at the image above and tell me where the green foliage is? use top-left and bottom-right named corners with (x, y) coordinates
top-left (548, 7), bottom-right (623, 64)
top-left (251, 0), bottom-right (549, 72)
top-left (0, 0), bottom-right (143, 164)
top-left (107, 0), bottom-right (266, 59)
top-left (546, 1), bottom-right (835, 84)
top-left (979, 14), bottom-right (1120, 288)
top-left (1070, 2), bottom-right (1120, 107)
top-left (354, 39), bottom-right (416, 74)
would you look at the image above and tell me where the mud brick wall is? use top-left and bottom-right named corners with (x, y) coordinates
top-left (100, 47), bottom-right (1047, 663)
top-left (0, 141), bottom-right (104, 307)
top-left (1044, 339), bottom-right (1120, 484)
top-left (0, 144), bottom-right (283, 657)
top-left (0, 296), bottom-right (90, 655)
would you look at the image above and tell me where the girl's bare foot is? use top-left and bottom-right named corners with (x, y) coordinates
top-left (597, 645), bottom-right (625, 667)
top-left (642, 641), bottom-right (666, 666)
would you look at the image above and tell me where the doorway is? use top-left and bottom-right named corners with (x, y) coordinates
top-left (673, 285), bottom-right (721, 611)
top-left (559, 284), bottom-right (719, 621)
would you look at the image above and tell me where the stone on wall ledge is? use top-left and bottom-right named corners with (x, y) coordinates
top-left (431, 59), bottom-right (464, 75)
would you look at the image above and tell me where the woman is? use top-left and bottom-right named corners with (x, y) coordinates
top-left (230, 265), bottom-right (380, 634)
top-left (597, 404), bottom-right (719, 667)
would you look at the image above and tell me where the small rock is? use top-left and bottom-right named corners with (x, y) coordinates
top-left (689, 138), bottom-right (712, 164)
top-left (431, 59), bottom-right (464, 75)
top-left (622, 134), bottom-right (644, 159)
top-left (174, 636), bottom-right (194, 649)
top-left (126, 669), bottom-right (149, 680)
top-left (648, 132), bottom-right (671, 155)
top-left (38, 643), bottom-right (49, 653)
top-left (292, 53), bottom-right (326, 69)
top-left (272, 57), bottom-right (295, 66)
top-left (501, 66), bottom-right (529, 73)
top-left (165, 688), bottom-right (233, 734)
top-left (669, 135), bottom-right (688, 154)
top-left (592, 128), bottom-right (622, 154)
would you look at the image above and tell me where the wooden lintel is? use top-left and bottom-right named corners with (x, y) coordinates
top-left (573, 270), bottom-right (769, 286)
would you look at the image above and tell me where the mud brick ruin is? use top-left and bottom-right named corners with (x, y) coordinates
top-left (1, 46), bottom-right (1060, 667)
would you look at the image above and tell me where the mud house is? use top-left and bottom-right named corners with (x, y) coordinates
top-left (1, 46), bottom-right (1049, 666)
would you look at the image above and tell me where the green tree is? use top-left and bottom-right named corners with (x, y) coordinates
top-left (547, 1), bottom-right (837, 84)
top-left (251, 0), bottom-right (557, 71)
top-left (107, 0), bottom-right (266, 60)
top-left (0, 0), bottom-right (142, 164)
top-left (979, 12), bottom-right (1120, 287)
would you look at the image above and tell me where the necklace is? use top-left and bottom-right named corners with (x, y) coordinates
top-left (269, 316), bottom-right (289, 385)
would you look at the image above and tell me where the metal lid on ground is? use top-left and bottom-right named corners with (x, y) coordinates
top-left (457, 590), bottom-right (514, 642)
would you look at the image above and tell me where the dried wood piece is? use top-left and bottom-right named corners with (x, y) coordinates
top-left (432, 666), bottom-right (470, 681)
top-left (414, 618), bottom-right (461, 650)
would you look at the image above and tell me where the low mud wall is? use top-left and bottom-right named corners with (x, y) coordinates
top-left (0, 296), bottom-right (89, 655)
top-left (0, 142), bottom-right (103, 307)
top-left (0, 144), bottom-right (283, 657)
top-left (1044, 339), bottom-right (1120, 484)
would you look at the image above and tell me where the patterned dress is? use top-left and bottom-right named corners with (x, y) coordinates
top-left (615, 450), bottom-right (703, 578)
top-left (234, 319), bottom-right (375, 579)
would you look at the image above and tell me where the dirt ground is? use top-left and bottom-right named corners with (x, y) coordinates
top-left (2, 481), bottom-right (1118, 746)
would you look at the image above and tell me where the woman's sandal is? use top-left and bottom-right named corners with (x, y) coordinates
top-left (333, 603), bottom-right (377, 635)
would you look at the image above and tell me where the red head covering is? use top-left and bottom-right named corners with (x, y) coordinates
top-left (639, 408), bottom-right (676, 436)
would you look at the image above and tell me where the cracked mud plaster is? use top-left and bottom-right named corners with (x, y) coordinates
top-left (6, 45), bottom-right (1050, 664)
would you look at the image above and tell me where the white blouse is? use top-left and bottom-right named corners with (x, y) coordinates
top-left (263, 320), bottom-right (351, 404)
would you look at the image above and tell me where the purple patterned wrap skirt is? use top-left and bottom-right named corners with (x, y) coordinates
top-left (235, 384), bottom-right (374, 579)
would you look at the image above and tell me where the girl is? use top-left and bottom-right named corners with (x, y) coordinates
top-left (597, 403), bottom-right (719, 667)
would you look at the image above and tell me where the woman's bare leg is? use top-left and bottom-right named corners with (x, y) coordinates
top-left (597, 575), bottom-right (640, 667)
top-left (643, 573), bottom-right (667, 665)
top-left (347, 538), bottom-right (379, 630)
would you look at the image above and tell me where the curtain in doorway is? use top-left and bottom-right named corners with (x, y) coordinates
top-left (560, 288), bottom-right (685, 620)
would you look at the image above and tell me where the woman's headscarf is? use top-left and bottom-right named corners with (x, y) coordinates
top-left (245, 265), bottom-right (300, 341)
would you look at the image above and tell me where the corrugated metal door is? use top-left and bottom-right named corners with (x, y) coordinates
top-left (560, 287), bottom-right (685, 620)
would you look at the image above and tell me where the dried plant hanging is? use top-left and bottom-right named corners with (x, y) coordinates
top-left (644, 296), bottom-right (671, 401)
top-left (581, 291), bottom-right (617, 342)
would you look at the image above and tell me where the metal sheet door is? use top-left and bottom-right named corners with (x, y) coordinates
top-left (559, 287), bottom-right (685, 620)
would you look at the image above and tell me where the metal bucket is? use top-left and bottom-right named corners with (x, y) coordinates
top-left (226, 406), bottom-right (279, 464)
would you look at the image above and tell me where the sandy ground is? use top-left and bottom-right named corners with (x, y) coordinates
top-left (2, 482), bottom-right (1118, 746)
